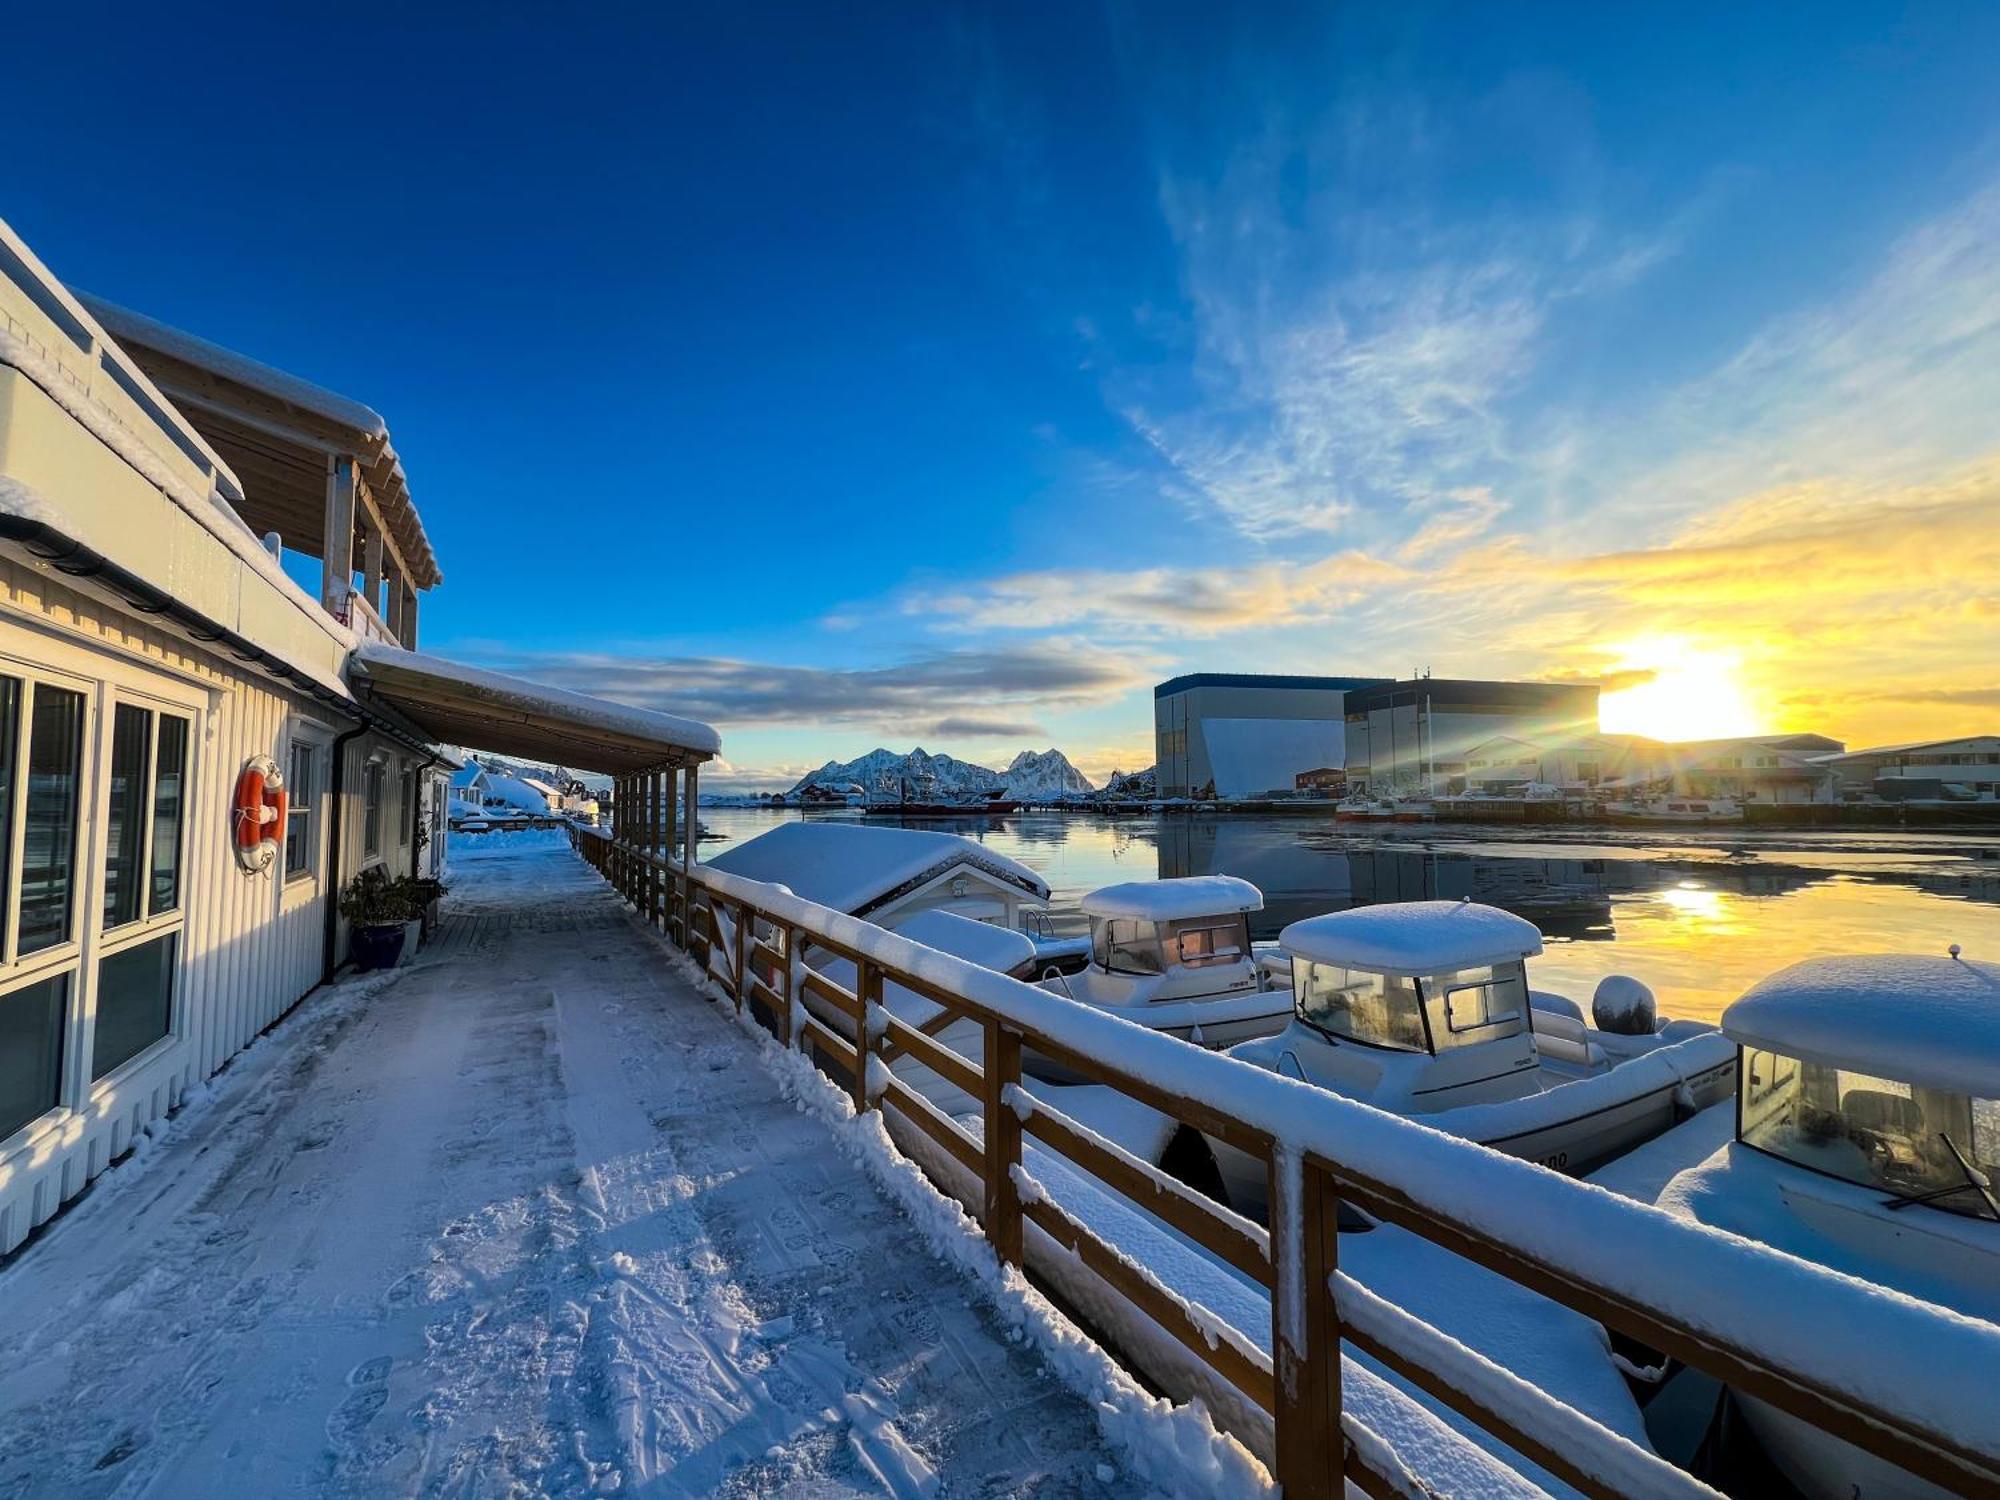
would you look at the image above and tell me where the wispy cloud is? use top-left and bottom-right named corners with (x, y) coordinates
top-left (451, 641), bottom-right (1151, 735)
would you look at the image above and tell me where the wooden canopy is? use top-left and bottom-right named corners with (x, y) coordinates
top-left (75, 293), bottom-right (441, 592)
top-left (350, 644), bottom-right (718, 776)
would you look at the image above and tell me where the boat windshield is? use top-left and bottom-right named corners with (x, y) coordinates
top-left (1293, 962), bottom-right (1428, 1053)
top-left (1166, 916), bottom-right (1251, 970)
top-left (1739, 1049), bottom-right (2000, 1220)
top-left (1093, 918), bottom-right (1165, 975)
top-left (1421, 963), bottom-right (1529, 1051)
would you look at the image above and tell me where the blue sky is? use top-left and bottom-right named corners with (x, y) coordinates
top-left (9, 4), bottom-right (2000, 786)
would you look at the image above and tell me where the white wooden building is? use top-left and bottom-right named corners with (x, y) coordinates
top-left (0, 217), bottom-right (718, 1253)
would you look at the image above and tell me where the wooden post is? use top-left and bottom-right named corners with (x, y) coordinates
top-left (852, 961), bottom-right (877, 1114)
top-left (731, 901), bottom-right (747, 1012)
top-left (322, 455), bottom-right (357, 618)
top-left (683, 762), bottom-right (699, 941)
top-left (776, 926), bottom-right (795, 1048)
top-left (663, 765), bottom-right (680, 942)
top-left (1269, 1150), bottom-right (1343, 1499)
top-left (984, 1022), bottom-right (1024, 1267)
top-left (643, 769), bottom-right (657, 929)
top-left (402, 581), bottom-right (419, 648)
top-left (363, 522), bottom-right (384, 619)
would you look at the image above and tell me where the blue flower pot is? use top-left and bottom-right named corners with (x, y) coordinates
top-left (350, 923), bottom-right (406, 971)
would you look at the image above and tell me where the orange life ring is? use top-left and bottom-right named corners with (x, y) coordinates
top-left (234, 754), bottom-right (287, 873)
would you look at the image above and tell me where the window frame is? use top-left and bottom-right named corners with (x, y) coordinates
top-left (89, 686), bottom-right (195, 1085)
top-left (362, 757), bottom-right (387, 862)
top-left (284, 735), bottom-right (322, 883)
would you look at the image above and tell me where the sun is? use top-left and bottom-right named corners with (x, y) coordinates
top-left (1596, 638), bottom-right (1762, 742)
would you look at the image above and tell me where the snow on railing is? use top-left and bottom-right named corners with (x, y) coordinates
top-left (572, 821), bottom-right (2000, 1499)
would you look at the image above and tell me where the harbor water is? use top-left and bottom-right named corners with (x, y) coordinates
top-left (694, 806), bottom-right (2000, 1024)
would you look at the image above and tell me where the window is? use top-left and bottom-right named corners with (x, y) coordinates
top-left (1169, 917), bottom-right (1250, 970)
top-left (101, 704), bottom-right (189, 929)
top-left (0, 971), bottom-right (69, 1140)
top-left (363, 761), bottom-right (386, 858)
top-left (1093, 919), bottom-right (1164, 975)
top-left (1426, 964), bottom-right (1528, 1048)
top-left (285, 741), bottom-right (317, 878)
top-left (1293, 962), bottom-right (1428, 1053)
top-left (19, 683), bottom-right (83, 955)
top-left (1739, 1052), bottom-right (2000, 1221)
top-left (92, 932), bottom-right (177, 1080)
top-left (398, 767), bottom-right (415, 846)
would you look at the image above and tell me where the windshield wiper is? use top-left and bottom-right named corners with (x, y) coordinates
top-left (1882, 1134), bottom-right (2000, 1220)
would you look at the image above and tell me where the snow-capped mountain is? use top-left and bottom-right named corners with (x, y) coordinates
top-left (999, 749), bottom-right (1095, 797)
top-left (785, 746), bottom-right (1095, 802)
top-left (786, 747), bottom-right (1002, 802)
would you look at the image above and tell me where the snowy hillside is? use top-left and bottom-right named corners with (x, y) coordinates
top-left (1000, 748), bottom-right (1095, 797)
top-left (785, 746), bottom-right (1095, 802)
top-left (786, 747), bottom-right (1002, 802)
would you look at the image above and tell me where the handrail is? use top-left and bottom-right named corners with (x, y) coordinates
top-left (573, 819), bottom-right (2000, 1498)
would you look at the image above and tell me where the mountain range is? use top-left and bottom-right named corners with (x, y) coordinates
top-left (785, 746), bottom-right (1096, 801)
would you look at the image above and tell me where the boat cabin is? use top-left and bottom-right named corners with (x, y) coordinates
top-left (1077, 877), bottom-right (1262, 990)
top-left (1257, 901), bottom-right (1548, 1112)
top-left (1725, 954), bottom-right (2000, 1221)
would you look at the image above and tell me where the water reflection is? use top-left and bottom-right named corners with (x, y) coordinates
top-left (694, 808), bottom-right (2000, 1023)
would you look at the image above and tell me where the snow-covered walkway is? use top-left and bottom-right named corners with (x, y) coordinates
top-left (0, 836), bottom-right (1150, 1498)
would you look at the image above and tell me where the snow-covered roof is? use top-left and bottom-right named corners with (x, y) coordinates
top-left (1280, 901), bottom-right (1544, 976)
top-left (351, 642), bottom-right (719, 774)
top-left (885, 909), bottom-right (1036, 974)
top-left (706, 822), bottom-right (1047, 916)
top-left (449, 764), bottom-right (488, 788)
top-left (1723, 954), bottom-right (2000, 1097)
top-left (78, 293), bottom-right (388, 439)
top-left (1080, 876), bottom-right (1262, 923)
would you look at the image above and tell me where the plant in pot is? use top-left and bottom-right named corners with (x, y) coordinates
top-left (400, 875), bottom-right (449, 941)
top-left (341, 867), bottom-right (417, 970)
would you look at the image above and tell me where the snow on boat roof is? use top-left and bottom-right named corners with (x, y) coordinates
top-left (1280, 900), bottom-right (1544, 975)
top-left (706, 822), bottom-right (1048, 917)
top-left (1723, 953), bottom-right (2000, 1097)
top-left (352, 642), bottom-right (719, 773)
top-left (1079, 876), bottom-right (1263, 922)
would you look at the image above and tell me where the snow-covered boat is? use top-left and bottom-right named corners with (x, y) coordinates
top-left (1209, 900), bottom-right (1736, 1216)
top-left (1335, 795), bottom-right (1434, 822)
top-left (1601, 795), bottom-right (1743, 825)
top-left (1593, 951), bottom-right (2000, 1499)
top-left (1031, 877), bottom-right (1294, 1068)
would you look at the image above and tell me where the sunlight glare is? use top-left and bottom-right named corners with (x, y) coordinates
top-left (1597, 638), bottom-right (1762, 741)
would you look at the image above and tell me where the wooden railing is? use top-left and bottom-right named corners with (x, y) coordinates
top-left (571, 823), bottom-right (2000, 1499)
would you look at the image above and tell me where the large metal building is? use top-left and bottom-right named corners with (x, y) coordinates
top-left (1342, 678), bottom-right (1601, 795)
top-left (1153, 673), bottom-right (1389, 799)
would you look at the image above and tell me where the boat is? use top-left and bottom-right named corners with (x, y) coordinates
top-left (862, 798), bottom-right (1023, 816)
top-left (1591, 951), bottom-right (2000, 1498)
top-left (1601, 794), bottom-right (1744, 825)
top-left (1335, 794), bottom-right (1434, 823)
top-left (1208, 899), bottom-right (1736, 1216)
top-left (1032, 876), bottom-right (1294, 1061)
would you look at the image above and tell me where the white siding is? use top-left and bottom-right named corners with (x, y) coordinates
top-left (0, 556), bottom-right (404, 1254)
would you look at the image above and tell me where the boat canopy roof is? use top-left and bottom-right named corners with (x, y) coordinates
top-left (1723, 954), bottom-right (2000, 1098)
top-left (1280, 900), bottom-right (1544, 977)
top-left (706, 822), bottom-right (1049, 917)
top-left (1080, 876), bottom-right (1262, 923)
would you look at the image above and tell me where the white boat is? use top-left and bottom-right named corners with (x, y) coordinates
top-left (1601, 794), bottom-right (1743, 825)
top-left (1210, 899), bottom-right (1736, 1216)
top-left (1033, 876), bottom-right (1294, 1062)
top-left (1594, 951), bottom-right (2000, 1499)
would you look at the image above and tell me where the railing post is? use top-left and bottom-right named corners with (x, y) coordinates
top-left (983, 1021), bottom-right (1024, 1268)
top-left (776, 926), bottom-right (795, 1048)
top-left (1269, 1148), bottom-right (1342, 1500)
top-left (852, 960), bottom-right (878, 1114)
top-left (731, 901), bottom-right (747, 1012)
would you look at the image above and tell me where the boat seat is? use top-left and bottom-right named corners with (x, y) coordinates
top-left (1843, 1088), bottom-right (1924, 1141)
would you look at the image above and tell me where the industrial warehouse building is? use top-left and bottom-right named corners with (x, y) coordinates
top-left (0, 218), bottom-right (716, 1254)
top-left (1154, 672), bottom-right (1388, 798)
top-left (1344, 678), bottom-right (1602, 796)
top-left (1813, 735), bottom-right (2000, 800)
